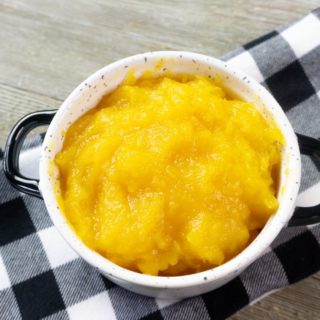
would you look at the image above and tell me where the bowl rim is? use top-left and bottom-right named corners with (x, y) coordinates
top-left (39, 51), bottom-right (301, 289)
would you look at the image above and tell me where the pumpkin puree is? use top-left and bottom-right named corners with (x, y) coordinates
top-left (55, 75), bottom-right (283, 276)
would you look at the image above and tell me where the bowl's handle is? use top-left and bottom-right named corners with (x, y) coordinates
top-left (288, 133), bottom-right (320, 227)
top-left (3, 114), bottom-right (320, 224)
top-left (3, 110), bottom-right (57, 198)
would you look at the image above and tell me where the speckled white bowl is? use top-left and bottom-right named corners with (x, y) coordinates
top-left (39, 51), bottom-right (301, 299)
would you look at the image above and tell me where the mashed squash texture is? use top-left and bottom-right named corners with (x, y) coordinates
top-left (55, 75), bottom-right (283, 276)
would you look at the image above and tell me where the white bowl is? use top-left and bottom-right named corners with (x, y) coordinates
top-left (38, 51), bottom-right (300, 299)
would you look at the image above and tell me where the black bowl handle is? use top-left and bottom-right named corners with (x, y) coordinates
top-left (287, 133), bottom-right (320, 227)
top-left (3, 110), bottom-right (57, 199)
top-left (3, 114), bottom-right (320, 223)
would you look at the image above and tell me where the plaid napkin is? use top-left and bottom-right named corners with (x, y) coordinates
top-left (1, 8), bottom-right (320, 320)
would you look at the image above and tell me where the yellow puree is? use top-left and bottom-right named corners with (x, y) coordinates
top-left (55, 75), bottom-right (283, 276)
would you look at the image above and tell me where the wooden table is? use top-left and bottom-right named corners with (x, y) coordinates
top-left (1, 1), bottom-right (319, 318)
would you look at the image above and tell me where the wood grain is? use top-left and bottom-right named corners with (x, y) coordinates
top-left (0, 1), bottom-right (319, 319)
top-left (0, 0), bottom-right (318, 100)
top-left (0, 83), bottom-right (61, 146)
top-left (234, 274), bottom-right (320, 320)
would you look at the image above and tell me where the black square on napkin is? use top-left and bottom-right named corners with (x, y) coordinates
top-left (265, 60), bottom-right (316, 111)
top-left (13, 270), bottom-right (65, 319)
top-left (0, 198), bottom-right (36, 246)
top-left (274, 231), bottom-right (320, 283)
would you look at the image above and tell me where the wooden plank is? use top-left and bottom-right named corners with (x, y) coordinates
top-left (233, 273), bottom-right (320, 320)
top-left (0, 83), bottom-right (61, 146)
top-left (0, 0), bottom-right (318, 101)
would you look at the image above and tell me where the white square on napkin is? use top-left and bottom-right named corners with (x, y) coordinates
top-left (282, 13), bottom-right (320, 58)
top-left (67, 292), bottom-right (117, 320)
top-left (0, 254), bottom-right (11, 291)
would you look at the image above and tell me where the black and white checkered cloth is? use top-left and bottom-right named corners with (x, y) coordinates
top-left (1, 8), bottom-right (320, 320)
